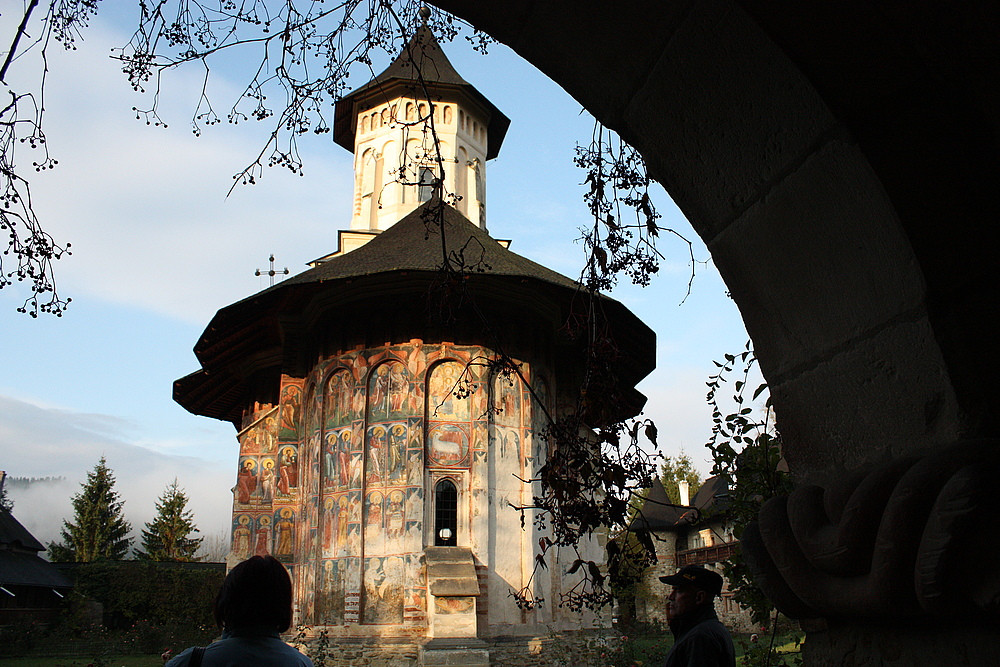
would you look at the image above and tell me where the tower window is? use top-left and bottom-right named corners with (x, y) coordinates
top-left (434, 478), bottom-right (458, 546)
top-left (419, 167), bottom-right (435, 202)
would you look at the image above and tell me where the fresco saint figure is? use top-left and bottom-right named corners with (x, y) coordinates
top-left (275, 509), bottom-right (294, 556)
top-left (338, 430), bottom-right (352, 487)
top-left (260, 458), bottom-right (276, 502)
top-left (254, 516), bottom-right (271, 556)
top-left (277, 447), bottom-right (298, 495)
top-left (367, 426), bottom-right (387, 483)
top-left (388, 363), bottom-right (408, 414)
top-left (237, 459), bottom-right (257, 505)
top-left (232, 515), bottom-right (251, 559)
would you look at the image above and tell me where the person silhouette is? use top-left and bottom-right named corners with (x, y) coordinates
top-left (165, 556), bottom-right (313, 667)
top-left (660, 565), bottom-right (735, 667)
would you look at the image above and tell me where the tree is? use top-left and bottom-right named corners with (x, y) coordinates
top-left (197, 528), bottom-right (231, 563)
top-left (137, 479), bottom-right (203, 561)
top-left (48, 457), bottom-right (132, 562)
top-left (660, 453), bottom-right (703, 506)
top-left (0, 471), bottom-right (12, 512)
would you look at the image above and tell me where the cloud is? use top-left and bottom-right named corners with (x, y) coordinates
top-left (10, 18), bottom-right (354, 324)
top-left (1, 394), bottom-right (233, 551)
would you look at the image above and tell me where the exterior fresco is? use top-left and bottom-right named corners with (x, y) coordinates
top-left (230, 389), bottom-right (302, 570)
top-left (225, 340), bottom-right (601, 638)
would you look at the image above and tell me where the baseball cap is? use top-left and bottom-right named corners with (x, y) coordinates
top-left (659, 565), bottom-right (724, 596)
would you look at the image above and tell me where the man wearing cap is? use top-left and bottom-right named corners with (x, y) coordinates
top-left (660, 564), bottom-right (736, 667)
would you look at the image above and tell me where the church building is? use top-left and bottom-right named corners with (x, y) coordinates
top-left (175, 24), bottom-right (655, 663)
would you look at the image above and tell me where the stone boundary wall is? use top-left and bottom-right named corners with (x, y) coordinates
top-left (301, 632), bottom-right (606, 667)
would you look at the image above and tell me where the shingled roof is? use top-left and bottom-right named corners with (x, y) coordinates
top-left (0, 510), bottom-right (73, 589)
top-left (281, 200), bottom-right (577, 290)
top-left (175, 200), bottom-right (656, 425)
top-left (690, 475), bottom-right (731, 513)
top-left (629, 478), bottom-right (697, 532)
top-left (0, 511), bottom-right (45, 552)
top-left (333, 25), bottom-right (509, 159)
top-left (629, 475), bottom-right (733, 533)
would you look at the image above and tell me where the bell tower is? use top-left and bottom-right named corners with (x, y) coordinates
top-left (329, 24), bottom-right (509, 255)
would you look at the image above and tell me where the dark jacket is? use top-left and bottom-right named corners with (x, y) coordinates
top-left (664, 604), bottom-right (736, 667)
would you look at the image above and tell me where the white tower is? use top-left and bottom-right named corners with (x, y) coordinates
top-left (328, 26), bottom-right (509, 256)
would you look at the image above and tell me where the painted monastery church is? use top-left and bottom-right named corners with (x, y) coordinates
top-left (174, 24), bottom-right (654, 660)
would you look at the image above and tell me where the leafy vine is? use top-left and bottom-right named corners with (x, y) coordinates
top-left (704, 340), bottom-right (792, 625)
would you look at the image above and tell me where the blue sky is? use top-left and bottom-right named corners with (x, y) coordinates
top-left (0, 9), bottom-right (754, 549)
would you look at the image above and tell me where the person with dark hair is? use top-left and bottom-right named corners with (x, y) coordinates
top-left (660, 565), bottom-right (735, 667)
top-left (165, 556), bottom-right (314, 667)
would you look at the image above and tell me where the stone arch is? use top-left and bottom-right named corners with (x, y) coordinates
top-left (435, 0), bottom-right (966, 478)
top-left (434, 0), bottom-right (1000, 660)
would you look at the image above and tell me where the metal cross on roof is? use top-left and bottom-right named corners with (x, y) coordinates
top-left (255, 254), bottom-right (290, 286)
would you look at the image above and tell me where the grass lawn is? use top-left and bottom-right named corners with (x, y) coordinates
top-left (0, 657), bottom-right (163, 667)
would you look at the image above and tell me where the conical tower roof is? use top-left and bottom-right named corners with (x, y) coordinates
top-left (333, 25), bottom-right (510, 159)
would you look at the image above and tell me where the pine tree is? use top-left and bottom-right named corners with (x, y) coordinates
top-left (49, 457), bottom-right (132, 561)
top-left (137, 479), bottom-right (203, 561)
top-left (0, 475), bottom-right (12, 512)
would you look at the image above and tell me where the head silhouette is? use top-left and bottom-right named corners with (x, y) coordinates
top-left (214, 555), bottom-right (293, 632)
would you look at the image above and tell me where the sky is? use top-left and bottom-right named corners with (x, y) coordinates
top-left (0, 7), bottom-right (756, 551)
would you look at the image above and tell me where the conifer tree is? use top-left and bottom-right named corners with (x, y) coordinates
top-left (0, 472), bottom-right (12, 513)
top-left (49, 457), bottom-right (132, 561)
top-left (137, 479), bottom-right (202, 561)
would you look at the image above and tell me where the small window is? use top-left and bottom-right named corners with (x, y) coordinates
top-left (434, 479), bottom-right (458, 546)
top-left (419, 167), bottom-right (435, 202)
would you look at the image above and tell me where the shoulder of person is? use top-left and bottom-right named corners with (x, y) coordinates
top-left (164, 646), bottom-right (195, 667)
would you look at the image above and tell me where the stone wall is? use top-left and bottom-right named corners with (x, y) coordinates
top-left (300, 632), bottom-right (608, 667)
top-left (634, 531), bottom-right (676, 624)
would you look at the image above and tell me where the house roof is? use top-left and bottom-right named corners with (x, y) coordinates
top-left (333, 25), bottom-right (510, 159)
top-left (691, 475), bottom-right (731, 514)
top-left (0, 510), bottom-right (45, 552)
top-left (629, 478), bottom-right (696, 532)
top-left (0, 550), bottom-right (73, 589)
top-left (630, 474), bottom-right (732, 533)
top-left (0, 510), bottom-right (73, 590)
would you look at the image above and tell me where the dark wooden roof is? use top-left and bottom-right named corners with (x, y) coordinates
top-left (0, 551), bottom-right (73, 589)
top-left (0, 510), bottom-right (73, 590)
top-left (175, 200), bottom-right (655, 426)
top-left (630, 475), bottom-right (731, 533)
top-left (691, 475), bottom-right (731, 513)
top-left (0, 511), bottom-right (45, 552)
top-left (356, 25), bottom-right (473, 91)
top-left (282, 201), bottom-right (577, 290)
top-left (333, 25), bottom-right (510, 159)
top-left (629, 478), bottom-right (696, 532)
